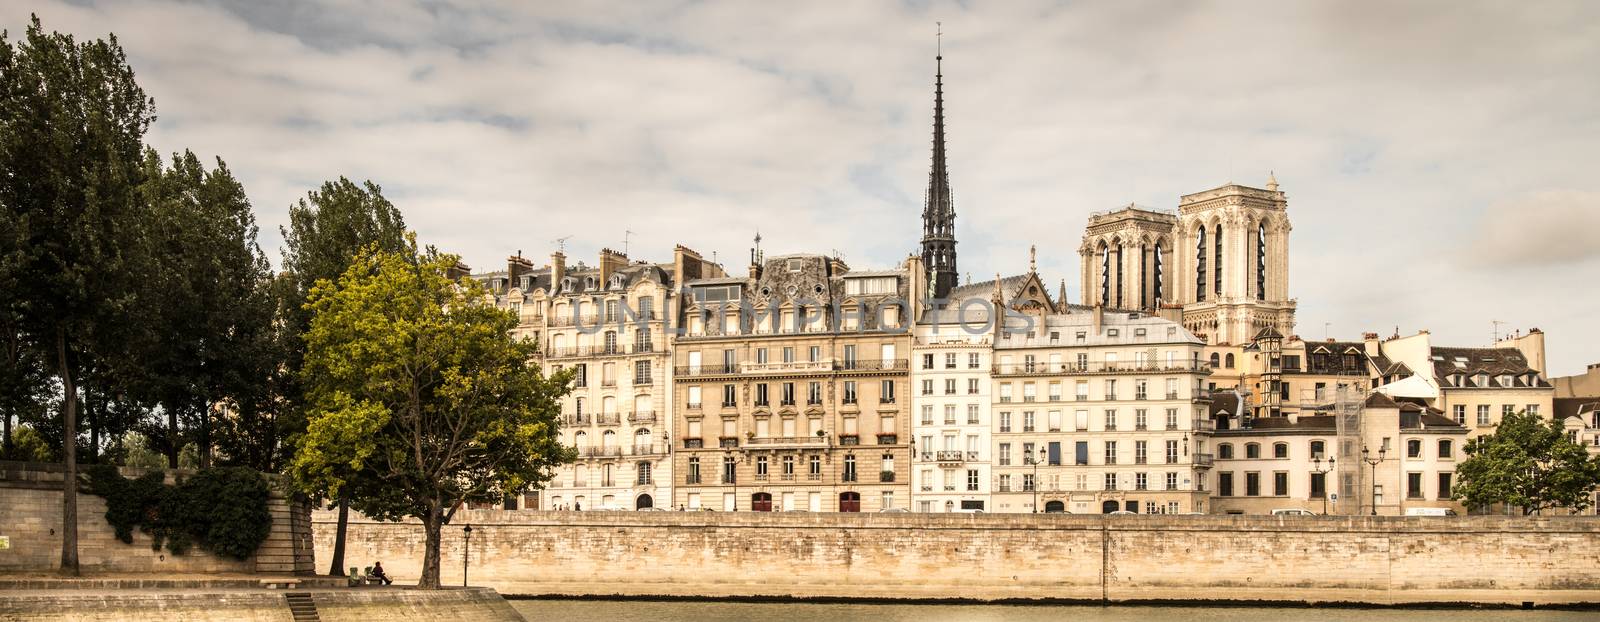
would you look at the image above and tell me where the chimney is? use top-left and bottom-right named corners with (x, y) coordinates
top-left (748, 247), bottom-right (763, 280)
top-left (550, 250), bottom-right (567, 292)
top-left (599, 247), bottom-right (628, 285)
top-left (446, 260), bottom-right (471, 282)
top-left (1363, 332), bottom-right (1381, 358)
top-left (507, 252), bottom-right (535, 290)
top-left (829, 256), bottom-right (850, 276)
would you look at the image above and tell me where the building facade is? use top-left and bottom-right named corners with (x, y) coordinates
top-left (670, 253), bottom-right (924, 512)
top-left (1373, 330), bottom-right (1554, 439)
top-left (911, 306), bottom-right (994, 512)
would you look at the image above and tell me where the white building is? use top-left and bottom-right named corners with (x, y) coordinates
top-left (911, 289), bottom-right (996, 512)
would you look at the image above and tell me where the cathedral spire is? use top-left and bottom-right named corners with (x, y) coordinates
top-left (920, 25), bottom-right (958, 299)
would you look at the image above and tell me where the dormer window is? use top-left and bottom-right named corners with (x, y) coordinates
top-left (1498, 374), bottom-right (1512, 387)
top-left (1107, 329), bottom-right (1119, 338)
top-left (585, 276), bottom-right (597, 290)
top-left (787, 259), bottom-right (803, 272)
top-left (609, 274), bottom-right (625, 290)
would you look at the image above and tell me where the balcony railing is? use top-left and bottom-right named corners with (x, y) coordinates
top-left (718, 437), bottom-right (739, 448)
top-left (683, 438), bottom-right (704, 449)
top-left (562, 413), bottom-right (591, 426)
top-left (1193, 418), bottom-right (1216, 431)
top-left (579, 446), bottom-right (622, 458)
top-left (837, 358), bottom-right (909, 372)
top-left (936, 450), bottom-right (965, 463)
top-left (1194, 453), bottom-right (1215, 467)
top-left (673, 364), bottom-right (737, 377)
top-left (839, 435), bottom-right (860, 446)
top-left (993, 361), bottom-right (1213, 376)
top-left (595, 412), bottom-right (621, 426)
top-left (746, 436), bottom-right (828, 446)
top-left (628, 411), bottom-right (657, 424)
top-left (877, 434), bottom-right (898, 445)
top-left (547, 313), bottom-right (600, 327)
top-left (632, 444), bottom-right (661, 456)
top-left (743, 360), bottom-right (835, 374)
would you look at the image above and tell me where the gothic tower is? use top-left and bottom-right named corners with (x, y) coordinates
top-left (920, 53), bottom-right (958, 299)
top-left (1168, 174), bottom-right (1296, 345)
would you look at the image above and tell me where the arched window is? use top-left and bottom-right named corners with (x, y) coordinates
top-left (1245, 443), bottom-right (1261, 459)
top-left (1213, 223), bottom-right (1223, 295)
top-left (1195, 227), bottom-right (1207, 302)
top-left (601, 430), bottom-right (615, 451)
top-left (1257, 222), bottom-right (1267, 300)
top-left (573, 431), bottom-right (586, 449)
top-left (635, 428), bottom-right (652, 453)
top-left (1225, 353), bottom-right (1235, 369)
top-left (1272, 442), bottom-right (1288, 459)
top-left (1152, 243), bottom-right (1165, 304)
top-left (1114, 243), bottom-right (1124, 309)
top-left (636, 462), bottom-right (652, 486)
top-left (1209, 353), bottom-right (1221, 368)
top-left (1438, 439), bottom-right (1453, 459)
top-left (1218, 443), bottom-right (1234, 459)
top-left (1100, 244), bottom-right (1111, 306)
top-left (1407, 439), bottom-right (1422, 458)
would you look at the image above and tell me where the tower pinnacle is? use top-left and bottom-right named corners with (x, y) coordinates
top-left (920, 30), bottom-right (958, 299)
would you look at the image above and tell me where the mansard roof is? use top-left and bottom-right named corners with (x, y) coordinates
top-left (1430, 346), bottom-right (1551, 388)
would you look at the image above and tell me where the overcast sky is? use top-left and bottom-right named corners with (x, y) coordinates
top-left (8, 1), bottom-right (1599, 375)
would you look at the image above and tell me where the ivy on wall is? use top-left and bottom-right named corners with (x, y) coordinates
top-left (82, 465), bottom-right (273, 560)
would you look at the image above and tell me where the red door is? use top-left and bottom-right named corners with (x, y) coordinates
top-left (839, 492), bottom-right (861, 512)
top-left (752, 493), bottom-right (772, 512)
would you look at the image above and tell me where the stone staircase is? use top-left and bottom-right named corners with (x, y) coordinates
top-left (284, 592), bottom-right (320, 622)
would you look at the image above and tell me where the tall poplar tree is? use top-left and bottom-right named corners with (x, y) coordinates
top-left (0, 16), bottom-right (156, 574)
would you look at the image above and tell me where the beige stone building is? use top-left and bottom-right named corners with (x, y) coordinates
top-left (1372, 329), bottom-right (1554, 439)
top-left (670, 252), bottom-right (924, 512)
top-left (474, 245), bottom-right (723, 510)
top-left (1211, 392), bottom-right (1468, 516)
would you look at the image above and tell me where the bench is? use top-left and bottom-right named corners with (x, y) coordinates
top-left (348, 567), bottom-right (389, 587)
top-left (260, 578), bottom-right (301, 590)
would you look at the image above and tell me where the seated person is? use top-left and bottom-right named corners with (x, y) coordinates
top-left (370, 561), bottom-right (393, 585)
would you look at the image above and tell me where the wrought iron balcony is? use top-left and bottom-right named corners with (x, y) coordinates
top-left (627, 410), bottom-right (657, 424)
top-left (595, 412), bottom-right (621, 426)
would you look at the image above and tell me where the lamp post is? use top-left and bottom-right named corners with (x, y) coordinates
top-left (1361, 445), bottom-right (1386, 516)
top-left (1032, 447), bottom-right (1047, 513)
top-left (462, 524), bottom-right (473, 587)
top-left (1311, 456), bottom-right (1336, 515)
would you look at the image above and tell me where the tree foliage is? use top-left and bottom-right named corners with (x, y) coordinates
top-left (82, 464), bottom-right (272, 560)
top-left (1454, 409), bottom-right (1600, 514)
top-left (291, 238), bottom-right (572, 588)
top-left (0, 15), bottom-right (156, 574)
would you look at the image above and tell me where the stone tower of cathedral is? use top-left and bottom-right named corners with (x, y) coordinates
top-left (920, 52), bottom-right (958, 299)
top-left (1168, 175), bottom-right (1296, 345)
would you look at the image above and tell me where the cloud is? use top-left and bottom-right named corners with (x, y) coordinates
top-left (1467, 191), bottom-right (1600, 268)
top-left (3, 0), bottom-right (1599, 374)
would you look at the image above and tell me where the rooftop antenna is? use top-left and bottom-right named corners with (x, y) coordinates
top-left (1324, 322), bottom-right (1331, 341)
top-left (937, 21), bottom-right (942, 56)
top-left (1492, 320), bottom-right (1506, 344)
top-left (553, 235), bottom-right (572, 254)
top-left (623, 230), bottom-right (635, 256)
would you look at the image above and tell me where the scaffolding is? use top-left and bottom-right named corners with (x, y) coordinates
top-left (1331, 382), bottom-right (1366, 515)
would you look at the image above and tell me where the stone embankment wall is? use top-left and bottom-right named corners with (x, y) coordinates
top-left (317, 509), bottom-right (1600, 605)
top-left (0, 587), bottom-right (522, 622)
top-left (0, 461), bottom-right (314, 575)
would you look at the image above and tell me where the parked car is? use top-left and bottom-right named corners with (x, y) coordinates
top-left (878, 507), bottom-right (911, 513)
top-left (1107, 510), bottom-right (1136, 515)
top-left (636, 507), bottom-right (668, 512)
top-left (1404, 507), bottom-right (1458, 517)
top-left (1271, 508), bottom-right (1315, 516)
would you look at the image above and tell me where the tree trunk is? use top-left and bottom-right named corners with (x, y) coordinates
top-left (166, 407), bottom-right (178, 469)
top-left (85, 387), bottom-right (98, 464)
top-left (198, 397), bottom-right (211, 469)
top-left (418, 499), bottom-right (443, 589)
top-left (327, 498), bottom-right (349, 576)
top-left (3, 405), bottom-right (12, 457)
top-left (56, 327), bottom-right (79, 576)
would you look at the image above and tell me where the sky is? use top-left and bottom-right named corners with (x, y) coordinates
top-left (6, 1), bottom-right (1599, 376)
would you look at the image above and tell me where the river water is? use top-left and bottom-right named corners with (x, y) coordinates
top-left (510, 599), bottom-right (1594, 621)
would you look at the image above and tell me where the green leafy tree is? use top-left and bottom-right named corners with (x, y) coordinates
top-left (292, 239), bottom-right (572, 588)
top-left (133, 149), bottom-right (278, 469)
top-left (0, 16), bottom-right (156, 575)
top-left (1454, 409), bottom-right (1600, 515)
top-left (277, 178), bottom-right (407, 575)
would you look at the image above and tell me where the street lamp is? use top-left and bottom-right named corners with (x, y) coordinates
top-left (1361, 445), bottom-right (1386, 516)
top-left (462, 524), bottom-right (473, 587)
top-left (1311, 456), bottom-right (1337, 515)
top-left (1032, 447), bottom-right (1048, 513)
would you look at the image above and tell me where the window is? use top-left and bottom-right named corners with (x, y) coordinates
top-left (1218, 472), bottom-right (1234, 496)
top-left (922, 354), bottom-right (934, 369)
top-left (997, 443), bottom-right (1012, 466)
top-left (945, 353), bottom-right (957, 369)
top-left (1165, 440), bottom-right (1179, 464)
top-left (1273, 472), bottom-right (1288, 496)
top-left (1477, 405), bottom-right (1490, 426)
top-left (881, 380), bottom-right (896, 403)
top-left (1273, 443), bottom-right (1288, 459)
top-left (637, 462), bottom-right (652, 485)
top-left (1245, 472), bottom-right (1261, 496)
top-left (1406, 439), bottom-right (1422, 459)
top-left (1527, 404), bottom-right (1540, 417)
top-left (687, 457), bottom-right (701, 484)
top-left (1135, 473), bottom-right (1148, 490)
top-left (1407, 472), bottom-right (1423, 499)
top-left (968, 378), bottom-right (980, 394)
top-left (921, 379), bottom-right (934, 395)
top-left (945, 405), bottom-right (958, 425)
top-left (783, 455), bottom-right (795, 477)
top-left (808, 381), bottom-right (822, 405)
top-left (755, 384), bottom-right (770, 407)
top-left (1165, 472), bottom-right (1178, 491)
top-left (1310, 472), bottom-right (1327, 498)
top-left (722, 384), bottom-right (736, 407)
top-left (1104, 441), bottom-right (1118, 465)
top-left (1245, 443), bottom-right (1260, 459)
top-left (1104, 473), bottom-right (1118, 490)
top-left (809, 455), bottom-right (821, 477)
top-left (687, 386), bottom-right (702, 409)
top-left (968, 353), bottom-right (980, 368)
top-left (843, 381), bottom-right (857, 405)
top-left (1310, 440), bottom-right (1326, 460)
top-left (967, 404), bottom-right (980, 424)
top-left (998, 474), bottom-right (1011, 492)
top-left (1502, 404), bottom-right (1515, 420)
top-left (1135, 440), bottom-right (1148, 464)
top-left (1218, 443), bottom-right (1234, 459)
top-left (1438, 439), bottom-right (1453, 460)
top-left (843, 455), bottom-right (857, 482)
top-left (756, 456), bottom-right (769, 476)
top-left (1023, 411), bottom-right (1035, 432)
top-left (1023, 473), bottom-right (1036, 492)
top-left (945, 379), bottom-right (957, 395)
top-left (967, 469), bottom-right (979, 491)
top-left (1452, 405), bottom-right (1465, 425)
top-left (1438, 472), bottom-right (1453, 499)
top-left (1166, 409), bottom-right (1179, 430)
top-left (998, 411), bottom-right (1011, 432)
top-left (1104, 409), bottom-right (1117, 431)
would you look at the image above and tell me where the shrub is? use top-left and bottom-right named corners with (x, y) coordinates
top-left (82, 465), bottom-right (273, 560)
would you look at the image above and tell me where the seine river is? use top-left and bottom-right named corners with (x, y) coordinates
top-left (510, 599), bottom-right (1595, 621)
